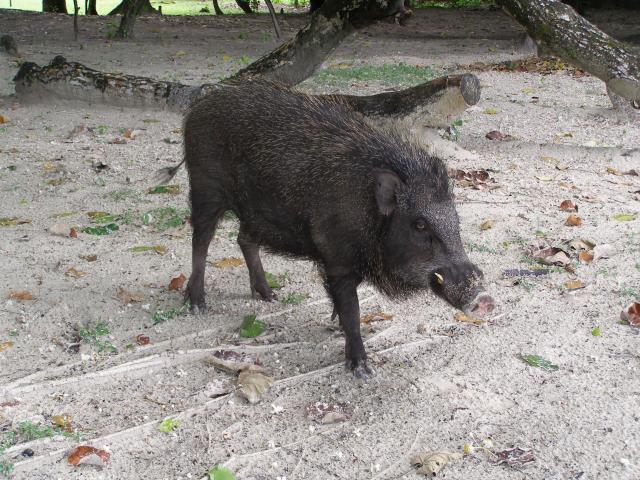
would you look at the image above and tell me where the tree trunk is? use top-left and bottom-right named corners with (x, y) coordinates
top-left (115, 0), bottom-right (148, 38)
top-left (43, 0), bottom-right (68, 13)
top-left (264, 0), bottom-right (282, 39)
top-left (109, 0), bottom-right (156, 15)
top-left (232, 0), bottom-right (406, 86)
top-left (235, 0), bottom-right (253, 14)
top-left (13, 56), bottom-right (480, 127)
top-left (498, 0), bottom-right (640, 104)
top-left (212, 0), bottom-right (224, 15)
top-left (87, 0), bottom-right (98, 15)
top-left (73, 0), bottom-right (79, 40)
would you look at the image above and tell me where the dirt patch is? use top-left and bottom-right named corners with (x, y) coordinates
top-left (1, 7), bottom-right (640, 480)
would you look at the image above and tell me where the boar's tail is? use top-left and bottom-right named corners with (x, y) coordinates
top-left (154, 160), bottom-right (184, 185)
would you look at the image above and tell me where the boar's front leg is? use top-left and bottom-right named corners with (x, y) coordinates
top-left (326, 272), bottom-right (375, 379)
top-left (237, 227), bottom-right (276, 301)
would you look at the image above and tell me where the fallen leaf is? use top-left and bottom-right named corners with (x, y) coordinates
top-left (66, 125), bottom-right (95, 140)
top-left (169, 273), bottom-right (186, 291)
top-left (66, 267), bottom-right (87, 278)
top-left (613, 213), bottom-right (636, 221)
top-left (565, 238), bottom-right (595, 251)
top-left (564, 280), bottom-right (585, 290)
top-left (486, 130), bottom-right (506, 141)
top-left (205, 350), bottom-right (257, 373)
top-left (0, 114), bottom-right (8, 124)
top-left (67, 445), bottom-right (110, 467)
top-left (591, 326), bottom-right (601, 336)
top-left (214, 257), bottom-right (244, 268)
top-left (620, 302), bottom-right (640, 326)
top-left (82, 224), bottom-right (119, 235)
top-left (115, 287), bottom-right (144, 304)
top-left (52, 414), bottom-right (73, 432)
top-left (306, 402), bottom-right (351, 424)
top-left (529, 246), bottom-right (571, 266)
top-left (8, 290), bottom-right (33, 301)
top-left (502, 268), bottom-right (549, 278)
top-left (484, 107), bottom-right (500, 115)
top-left (80, 254), bottom-right (98, 262)
top-left (237, 366), bottom-right (274, 404)
top-left (360, 311), bottom-right (394, 324)
top-left (135, 334), bottom-right (150, 346)
top-left (559, 200), bottom-right (577, 211)
top-left (208, 465), bottom-right (236, 480)
top-left (565, 214), bottom-right (582, 226)
top-left (0, 217), bottom-right (31, 226)
top-left (0, 341), bottom-right (14, 352)
top-left (157, 418), bottom-right (181, 433)
top-left (491, 447), bottom-right (535, 467)
top-left (578, 251), bottom-right (593, 264)
top-left (480, 219), bottom-right (495, 230)
top-left (593, 244), bottom-right (615, 261)
top-left (520, 354), bottom-right (558, 371)
top-left (239, 314), bottom-right (265, 338)
top-left (454, 312), bottom-right (486, 325)
top-left (410, 451), bottom-right (463, 477)
top-left (69, 228), bottom-right (78, 238)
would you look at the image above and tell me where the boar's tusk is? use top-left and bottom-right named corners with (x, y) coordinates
top-left (434, 272), bottom-right (444, 284)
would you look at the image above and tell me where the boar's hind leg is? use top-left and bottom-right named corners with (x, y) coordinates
top-left (326, 273), bottom-right (375, 379)
top-left (237, 227), bottom-right (276, 301)
top-left (186, 203), bottom-right (225, 311)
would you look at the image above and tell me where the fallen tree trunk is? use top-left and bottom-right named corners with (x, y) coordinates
top-left (498, 0), bottom-right (640, 104)
top-left (13, 56), bottom-right (480, 127)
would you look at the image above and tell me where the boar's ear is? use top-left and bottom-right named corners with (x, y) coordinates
top-left (373, 169), bottom-right (402, 216)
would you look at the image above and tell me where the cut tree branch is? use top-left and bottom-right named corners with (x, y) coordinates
top-left (13, 56), bottom-right (480, 127)
top-left (498, 0), bottom-right (640, 104)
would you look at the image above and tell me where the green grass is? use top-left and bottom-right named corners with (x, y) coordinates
top-left (4, 0), bottom-right (246, 15)
top-left (78, 321), bottom-right (117, 354)
top-left (312, 63), bottom-right (438, 88)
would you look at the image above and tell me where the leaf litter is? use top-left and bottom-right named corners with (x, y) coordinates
top-left (306, 402), bottom-right (351, 424)
top-left (410, 451), bottom-right (463, 476)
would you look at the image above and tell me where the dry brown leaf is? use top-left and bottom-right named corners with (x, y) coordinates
top-left (115, 287), bottom-right (144, 304)
top-left (565, 280), bottom-right (586, 290)
top-left (410, 451), bottom-right (463, 477)
top-left (578, 251), bottom-right (593, 264)
top-left (491, 447), bottom-right (535, 467)
top-left (559, 199), bottom-right (577, 211)
top-left (135, 334), bottom-right (150, 346)
top-left (69, 228), bottom-right (78, 238)
top-left (214, 257), bottom-right (244, 268)
top-left (530, 246), bottom-right (571, 266)
top-left (454, 312), bottom-right (485, 325)
top-left (237, 367), bottom-right (274, 404)
top-left (168, 273), bottom-right (186, 291)
top-left (485, 130), bottom-right (506, 141)
top-left (0, 341), bottom-right (14, 352)
top-left (360, 311), bottom-right (394, 324)
top-left (0, 115), bottom-right (8, 124)
top-left (67, 445), bottom-right (110, 467)
top-left (565, 214), bottom-right (582, 226)
top-left (621, 302), bottom-right (640, 326)
top-left (480, 219), bottom-right (495, 230)
top-left (80, 254), bottom-right (98, 262)
top-left (8, 290), bottom-right (34, 301)
top-left (66, 267), bottom-right (87, 278)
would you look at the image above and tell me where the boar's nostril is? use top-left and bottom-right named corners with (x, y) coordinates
top-left (468, 293), bottom-right (495, 316)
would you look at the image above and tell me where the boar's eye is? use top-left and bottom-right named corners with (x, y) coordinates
top-left (414, 219), bottom-right (427, 231)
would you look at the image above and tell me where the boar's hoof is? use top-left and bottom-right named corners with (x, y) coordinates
top-left (347, 358), bottom-right (376, 380)
top-left (251, 285), bottom-right (277, 302)
top-left (465, 292), bottom-right (495, 317)
top-left (185, 292), bottom-right (207, 313)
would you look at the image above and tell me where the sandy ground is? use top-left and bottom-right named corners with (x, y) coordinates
top-left (1, 7), bottom-right (640, 480)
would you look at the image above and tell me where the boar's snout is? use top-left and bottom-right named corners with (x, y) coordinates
top-left (430, 262), bottom-right (494, 317)
top-left (464, 291), bottom-right (495, 317)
